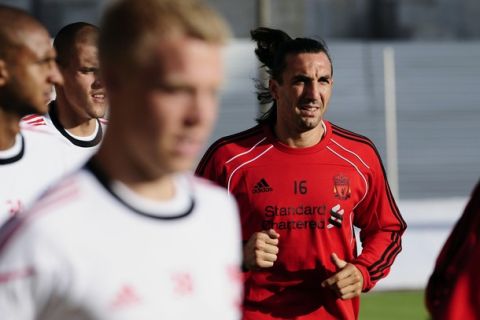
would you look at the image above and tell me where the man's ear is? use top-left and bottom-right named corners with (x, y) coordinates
top-left (269, 79), bottom-right (279, 100)
top-left (0, 59), bottom-right (9, 87)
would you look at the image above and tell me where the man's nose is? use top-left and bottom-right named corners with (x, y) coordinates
top-left (305, 82), bottom-right (320, 100)
top-left (184, 90), bottom-right (218, 126)
top-left (92, 73), bottom-right (103, 89)
top-left (49, 63), bottom-right (63, 86)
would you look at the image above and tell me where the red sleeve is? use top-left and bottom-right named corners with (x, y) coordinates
top-left (196, 125), bottom-right (265, 190)
top-left (441, 248), bottom-right (480, 320)
top-left (426, 180), bottom-right (480, 319)
top-left (195, 143), bottom-right (228, 188)
top-left (351, 147), bottom-right (406, 291)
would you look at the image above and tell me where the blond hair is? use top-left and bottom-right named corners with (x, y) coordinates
top-left (99, 0), bottom-right (231, 70)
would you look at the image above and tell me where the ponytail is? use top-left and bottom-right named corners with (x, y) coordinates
top-left (250, 27), bottom-right (291, 72)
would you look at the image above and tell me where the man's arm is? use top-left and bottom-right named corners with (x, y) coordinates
top-left (350, 150), bottom-right (407, 292)
top-left (426, 180), bottom-right (480, 319)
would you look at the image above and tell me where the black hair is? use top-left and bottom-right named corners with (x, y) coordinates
top-left (251, 27), bottom-right (333, 125)
top-left (53, 22), bottom-right (98, 67)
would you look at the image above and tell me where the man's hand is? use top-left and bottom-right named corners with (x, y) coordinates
top-left (243, 229), bottom-right (280, 270)
top-left (321, 253), bottom-right (364, 300)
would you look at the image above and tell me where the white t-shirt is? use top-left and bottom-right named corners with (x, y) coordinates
top-left (0, 162), bottom-right (242, 320)
top-left (0, 126), bottom-right (79, 226)
top-left (21, 101), bottom-right (107, 168)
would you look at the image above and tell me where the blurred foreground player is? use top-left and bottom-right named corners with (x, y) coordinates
top-left (197, 27), bottom-right (406, 319)
top-left (0, 5), bottom-right (70, 224)
top-left (0, 0), bottom-right (241, 319)
top-left (22, 22), bottom-right (107, 166)
top-left (426, 179), bottom-right (480, 319)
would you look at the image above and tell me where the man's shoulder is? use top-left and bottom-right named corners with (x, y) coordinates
top-left (99, 117), bottom-right (108, 127)
top-left (21, 114), bottom-right (48, 127)
top-left (328, 121), bottom-right (378, 153)
top-left (325, 121), bottom-right (386, 172)
top-left (25, 170), bottom-right (92, 217)
top-left (202, 124), bottom-right (267, 160)
top-left (20, 116), bottom-right (58, 140)
top-left (20, 114), bottom-right (56, 136)
top-left (20, 125), bottom-right (70, 155)
top-left (196, 124), bottom-right (269, 176)
top-left (190, 175), bottom-right (238, 215)
top-left (192, 175), bottom-right (228, 196)
top-left (0, 170), bottom-right (91, 251)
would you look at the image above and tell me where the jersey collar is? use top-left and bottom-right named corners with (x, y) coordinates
top-left (85, 159), bottom-right (195, 220)
top-left (49, 101), bottom-right (103, 148)
top-left (0, 134), bottom-right (25, 165)
top-left (264, 120), bottom-right (332, 155)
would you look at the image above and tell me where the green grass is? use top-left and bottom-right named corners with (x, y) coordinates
top-left (360, 290), bottom-right (429, 320)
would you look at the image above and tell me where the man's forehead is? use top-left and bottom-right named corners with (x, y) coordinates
top-left (286, 52), bottom-right (330, 65)
top-left (141, 36), bottom-right (190, 68)
top-left (285, 52), bottom-right (332, 74)
top-left (1, 20), bottom-right (47, 55)
top-left (75, 44), bottom-right (98, 61)
top-left (19, 26), bottom-right (52, 53)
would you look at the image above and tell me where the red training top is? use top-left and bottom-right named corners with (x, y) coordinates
top-left (426, 180), bottom-right (480, 320)
top-left (196, 121), bottom-right (406, 320)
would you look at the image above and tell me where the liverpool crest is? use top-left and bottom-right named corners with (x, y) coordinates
top-left (333, 174), bottom-right (351, 200)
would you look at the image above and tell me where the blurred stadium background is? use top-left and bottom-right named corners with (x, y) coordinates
top-left (2, 0), bottom-right (479, 318)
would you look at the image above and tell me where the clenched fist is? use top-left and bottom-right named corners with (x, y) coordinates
top-left (243, 229), bottom-right (280, 270)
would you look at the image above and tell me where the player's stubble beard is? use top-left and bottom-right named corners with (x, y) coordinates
top-left (0, 85), bottom-right (46, 117)
top-left (295, 104), bottom-right (325, 132)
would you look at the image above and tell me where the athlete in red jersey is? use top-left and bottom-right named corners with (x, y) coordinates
top-left (196, 27), bottom-right (406, 320)
top-left (426, 180), bottom-right (480, 320)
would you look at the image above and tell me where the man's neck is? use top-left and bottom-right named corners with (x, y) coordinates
top-left (65, 117), bottom-right (98, 137)
top-left (54, 99), bottom-right (97, 137)
top-left (0, 109), bottom-right (21, 150)
top-left (94, 133), bottom-right (176, 202)
top-left (274, 121), bottom-right (326, 148)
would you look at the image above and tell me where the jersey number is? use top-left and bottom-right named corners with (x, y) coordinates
top-left (294, 180), bottom-right (308, 195)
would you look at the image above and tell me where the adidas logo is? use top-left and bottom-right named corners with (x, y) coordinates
top-left (252, 178), bottom-right (273, 193)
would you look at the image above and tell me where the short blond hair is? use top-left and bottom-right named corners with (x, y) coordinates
top-left (99, 0), bottom-right (231, 71)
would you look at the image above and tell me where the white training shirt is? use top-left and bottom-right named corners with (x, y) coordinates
top-left (0, 162), bottom-right (242, 320)
top-left (0, 126), bottom-right (79, 226)
top-left (21, 100), bottom-right (107, 168)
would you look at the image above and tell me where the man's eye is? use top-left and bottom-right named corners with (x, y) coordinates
top-left (39, 58), bottom-right (55, 66)
top-left (80, 68), bottom-right (97, 74)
